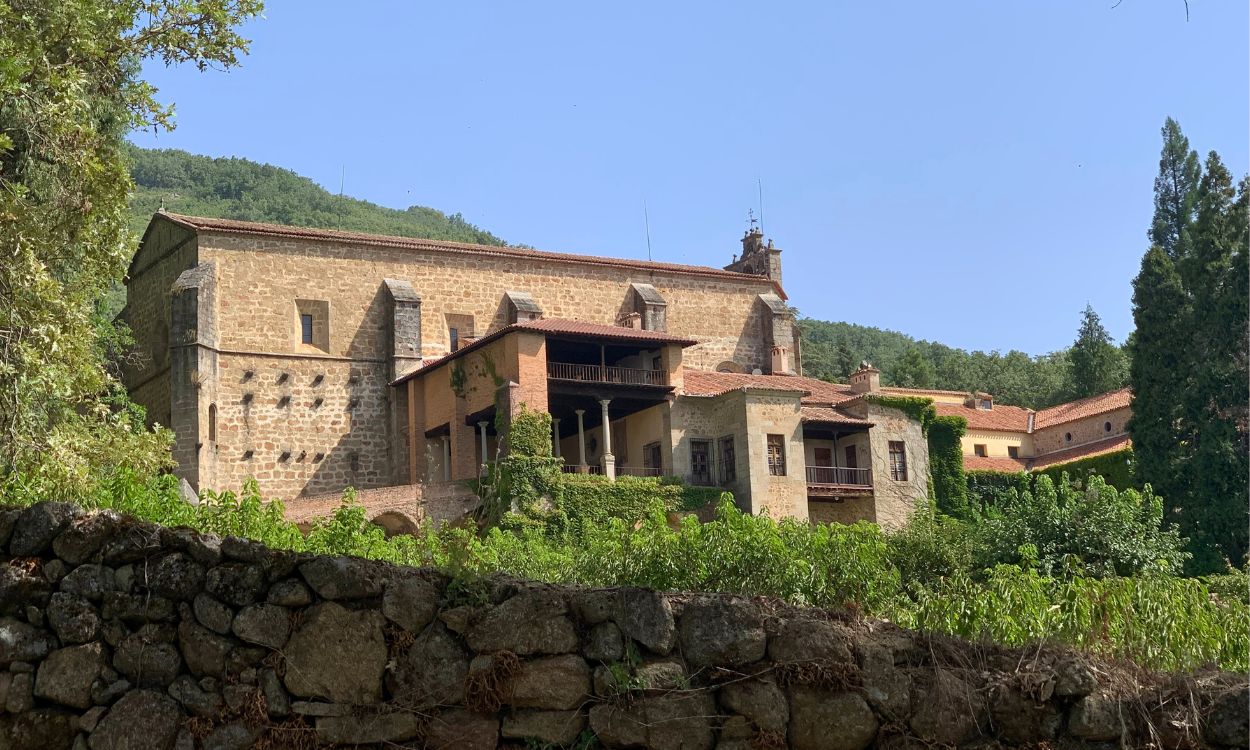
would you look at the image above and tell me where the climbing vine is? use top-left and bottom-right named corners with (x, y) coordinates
top-left (928, 415), bottom-right (970, 519)
top-left (863, 394), bottom-right (937, 434)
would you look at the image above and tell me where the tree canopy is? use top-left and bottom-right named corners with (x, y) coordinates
top-left (0, 0), bottom-right (262, 492)
top-left (1066, 304), bottom-right (1129, 399)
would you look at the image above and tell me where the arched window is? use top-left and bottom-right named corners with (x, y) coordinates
top-left (208, 403), bottom-right (217, 443)
top-left (715, 360), bottom-right (744, 374)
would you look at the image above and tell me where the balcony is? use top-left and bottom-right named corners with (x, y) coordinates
top-left (548, 362), bottom-right (667, 387)
top-left (561, 464), bottom-right (663, 478)
top-left (806, 466), bottom-right (872, 497)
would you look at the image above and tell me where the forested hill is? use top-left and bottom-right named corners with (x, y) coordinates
top-left (800, 319), bottom-right (1077, 409)
top-left (125, 145), bottom-right (508, 245)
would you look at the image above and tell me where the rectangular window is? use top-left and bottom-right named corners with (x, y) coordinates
top-left (300, 314), bottom-right (314, 344)
top-left (974, 444), bottom-right (988, 457)
top-left (295, 299), bottom-right (330, 351)
top-left (1008, 445), bottom-right (1020, 459)
top-left (690, 440), bottom-right (712, 486)
top-left (888, 441), bottom-right (908, 481)
top-left (767, 434), bottom-right (787, 476)
top-left (449, 327), bottom-right (460, 352)
top-left (844, 445), bottom-right (858, 469)
top-left (813, 447), bottom-right (833, 467)
top-left (445, 313), bottom-right (475, 353)
top-left (719, 436), bottom-right (736, 482)
top-left (643, 442), bottom-right (662, 473)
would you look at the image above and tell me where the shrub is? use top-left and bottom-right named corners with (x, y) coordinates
top-left (885, 506), bottom-right (980, 597)
top-left (977, 474), bottom-right (1189, 577)
top-left (966, 470), bottom-right (1031, 515)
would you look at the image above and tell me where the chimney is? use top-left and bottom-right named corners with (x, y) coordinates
top-left (849, 361), bottom-right (881, 394)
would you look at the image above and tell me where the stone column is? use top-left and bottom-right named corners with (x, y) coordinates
top-left (599, 398), bottom-right (615, 481)
top-left (441, 436), bottom-right (451, 482)
top-left (575, 409), bottom-right (587, 473)
top-left (478, 421), bottom-right (489, 470)
top-left (552, 418), bottom-right (562, 459)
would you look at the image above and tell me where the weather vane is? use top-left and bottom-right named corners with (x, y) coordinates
top-left (747, 208), bottom-right (758, 231)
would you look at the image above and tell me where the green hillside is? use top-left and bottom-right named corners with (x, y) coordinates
top-left (800, 318), bottom-right (1077, 409)
top-left (126, 145), bottom-right (508, 245)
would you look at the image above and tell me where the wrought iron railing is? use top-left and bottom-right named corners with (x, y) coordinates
top-left (806, 466), bottom-right (871, 487)
top-left (547, 362), bottom-right (666, 386)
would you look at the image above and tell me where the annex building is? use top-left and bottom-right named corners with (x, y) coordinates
top-left (122, 212), bottom-right (1130, 530)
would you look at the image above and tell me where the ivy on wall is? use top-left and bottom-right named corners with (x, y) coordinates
top-left (1037, 448), bottom-right (1137, 491)
top-left (965, 470), bottom-right (1031, 515)
top-left (864, 394), bottom-right (968, 519)
top-left (558, 475), bottom-right (723, 527)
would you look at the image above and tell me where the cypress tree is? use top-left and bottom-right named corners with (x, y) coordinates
top-left (1067, 305), bottom-right (1127, 399)
top-left (1149, 118), bottom-right (1201, 262)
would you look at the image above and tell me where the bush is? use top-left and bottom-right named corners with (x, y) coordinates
top-left (1036, 447), bottom-right (1137, 490)
top-left (977, 474), bottom-right (1188, 577)
top-left (886, 506), bottom-right (980, 597)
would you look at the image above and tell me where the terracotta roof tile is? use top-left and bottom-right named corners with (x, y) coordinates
top-left (800, 406), bottom-right (874, 427)
top-left (1030, 434), bottom-right (1132, 469)
top-left (158, 212), bottom-right (778, 289)
top-left (682, 371), bottom-right (859, 403)
top-left (934, 402), bottom-right (1032, 432)
top-left (964, 455), bottom-right (1030, 473)
top-left (1033, 388), bottom-right (1132, 429)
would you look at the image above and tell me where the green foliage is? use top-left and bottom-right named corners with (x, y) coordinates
top-left (127, 145), bottom-right (508, 245)
top-left (556, 474), bottom-right (720, 527)
top-left (484, 408), bottom-right (561, 527)
top-left (927, 415), bottom-right (970, 519)
top-left (506, 407), bottom-right (553, 458)
top-left (976, 474), bottom-right (1188, 578)
top-left (798, 319), bottom-right (1072, 409)
top-left (965, 470), bottom-right (1031, 515)
top-left (1129, 119), bottom-right (1249, 572)
top-left (1066, 305), bottom-right (1128, 399)
top-left (4, 470), bottom-right (1246, 673)
top-left (863, 394), bottom-right (936, 432)
top-left (0, 1), bottom-right (259, 494)
top-left (1036, 447), bottom-right (1136, 491)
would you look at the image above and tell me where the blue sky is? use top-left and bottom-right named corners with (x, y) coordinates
top-left (130, 1), bottom-right (1248, 355)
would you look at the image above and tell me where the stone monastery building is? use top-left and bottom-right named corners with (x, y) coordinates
top-left (123, 213), bottom-right (1126, 530)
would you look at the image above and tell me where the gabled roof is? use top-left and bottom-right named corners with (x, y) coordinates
top-left (1030, 434), bottom-right (1132, 469)
top-left (682, 371), bottom-right (858, 404)
top-left (934, 402), bottom-right (1033, 433)
top-left (154, 212), bottom-right (782, 291)
top-left (391, 318), bottom-right (696, 386)
top-left (1033, 388), bottom-right (1132, 430)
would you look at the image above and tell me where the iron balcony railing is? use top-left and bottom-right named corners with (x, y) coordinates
top-left (806, 466), bottom-right (872, 487)
top-left (547, 362), bottom-right (666, 386)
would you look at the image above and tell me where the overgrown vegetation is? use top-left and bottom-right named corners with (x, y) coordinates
top-left (3, 469), bottom-right (1242, 674)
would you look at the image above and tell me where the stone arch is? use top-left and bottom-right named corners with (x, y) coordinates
top-left (370, 511), bottom-right (420, 538)
top-left (715, 360), bottom-right (745, 374)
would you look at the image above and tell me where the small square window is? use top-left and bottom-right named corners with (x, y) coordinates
top-left (767, 434), bottom-right (787, 476)
top-left (1008, 445), bottom-right (1020, 459)
top-left (974, 444), bottom-right (988, 458)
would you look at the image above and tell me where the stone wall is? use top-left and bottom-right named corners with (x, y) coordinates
top-left (1032, 406), bottom-right (1131, 457)
top-left (1, 502), bottom-right (1244, 750)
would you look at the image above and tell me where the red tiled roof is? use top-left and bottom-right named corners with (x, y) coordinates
top-left (800, 406), bottom-right (874, 427)
top-left (879, 386), bottom-right (975, 398)
top-left (1033, 388), bottom-right (1132, 429)
top-left (682, 371), bottom-right (859, 404)
top-left (934, 402), bottom-right (1032, 432)
top-left (516, 318), bottom-right (697, 345)
top-left (156, 212), bottom-right (779, 290)
top-left (1030, 434), bottom-right (1133, 469)
top-left (391, 318), bottom-right (695, 385)
top-left (964, 455), bottom-right (1030, 473)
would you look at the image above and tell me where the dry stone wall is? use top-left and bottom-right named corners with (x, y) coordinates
top-left (0, 502), bottom-right (1245, 750)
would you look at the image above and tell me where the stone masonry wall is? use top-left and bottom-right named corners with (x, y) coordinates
top-left (2, 503), bottom-right (1244, 750)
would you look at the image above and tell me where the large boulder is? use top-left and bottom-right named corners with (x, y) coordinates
top-left (34, 642), bottom-right (104, 709)
top-left (768, 617), bottom-right (854, 664)
top-left (0, 709), bottom-right (77, 750)
top-left (990, 685), bottom-right (1062, 744)
top-left (314, 710), bottom-right (424, 745)
top-left (0, 617), bottom-right (54, 665)
top-left (298, 556), bottom-right (385, 600)
top-left (10, 502), bottom-right (79, 556)
top-left (718, 677), bottom-right (788, 734)
top-left (205, 563), bottom-right (265, 607)
top-left (589, 692), bottom-right (716, 749)
top-left (1069, 691), bottom-right (1126, 742)
top-left (509, 655), bottom-right (592, 710)
top-left (788, 687), bottom-right (878, 750)
top-left (192, 593), bottom-right (234, 634)
top-left (422, 708), bottom-right (500, 749)
top-left (908, 671), bottom-right (984, 746)
top-left (678, 597), bottom-right (766, 668)
top-left (386, 621), bottom-right (469, 708)
top-left (178, 619), bottom-right (235, 678)
top-left (46, 592), bottom-right (101, 644)
top-left (465, 589), bottom-right (578, 656)
top-left (0, 559), bottom-right (51, 613)
top-left (52, 511), bottom-right (120, 564)
top-left (58, 564), bottom-right (117, 602)
top-left (146, 553), bottom-right (205, 601)
top-left (283, 601), bottom-right (387, 704)
top-left (381, 574), bottom-right (440, 632)
top-left (1207, 684), bottom-right (1249, 747)
top-left (502, 709), bottom-right (587, 746)
top-left (89, 689), bottom-right (184, 750)
top-left (231, 603), bottom-right (290, 649)
top-left (613, 588), bottom-right (675, 654)
top-left (114, 630), bottom-right (183, 688)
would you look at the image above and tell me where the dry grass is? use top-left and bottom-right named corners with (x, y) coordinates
top-left (463, 650), bottom-right (521, 713)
